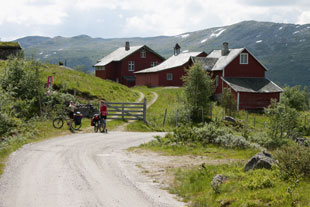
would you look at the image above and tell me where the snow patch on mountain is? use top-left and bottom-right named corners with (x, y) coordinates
top-left (256, 40), bottom-right (263, 43)
top-left (210, 28), bottom-right (226, 38)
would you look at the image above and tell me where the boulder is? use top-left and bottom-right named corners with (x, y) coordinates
top-left (223, 116), bottom-right (236, 124)
top-left (211, 174), bottom-right (228, 193)
top-left (244, 151), bottom-right (275, 172)
top-left (296, 137), bottom-right (310, 147)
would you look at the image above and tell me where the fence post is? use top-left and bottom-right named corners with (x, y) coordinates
top-left (122, 103), bottom-right (124, 120)
top-left (305, 115), bottom-right (307, 127)
top-left (246, 111), bottom-right (249, 123)
top-left (254, 115), bottom-right (256, 128)
top-left (143, 98), bottom-right (147, 123)
top-left (163, 109), bottom-right (167, 126)
top-left (175, 110), bottom-right (178, 127)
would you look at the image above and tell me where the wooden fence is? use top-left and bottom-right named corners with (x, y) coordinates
top-left (105, 99), bottom-right (147, 123)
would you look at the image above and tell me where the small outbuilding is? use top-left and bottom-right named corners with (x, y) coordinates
top-left (0, 42), bottom-right (22, 60)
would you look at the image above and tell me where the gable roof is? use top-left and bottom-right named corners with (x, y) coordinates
top-left (222, 77), bottom-right (283, 93)
top-left (206, 48), bottom-right (244, 71)
top-left (94, 45), bottom-right (164, 67)
top-left (135, 52), bottom-right (204, 74)
top-left (202, 48), bottom-right (268, 71)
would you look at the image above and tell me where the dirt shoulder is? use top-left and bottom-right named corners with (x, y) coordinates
top-left (127, 148), bottom-right (240, 191)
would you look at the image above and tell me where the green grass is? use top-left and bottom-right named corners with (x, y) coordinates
top-left (134, 140), bottom-right (258, 160)
top-left (39, 63), bottom-right (139, 102)
top-left (127, 87), bottom-right (183, 131)
top-left (170, 164), bottom-right (310, 207)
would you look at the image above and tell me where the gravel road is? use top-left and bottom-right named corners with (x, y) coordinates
top-left (0, 132), bottom-right (185, 207)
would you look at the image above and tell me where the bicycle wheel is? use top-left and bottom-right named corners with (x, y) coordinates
top-left (72, 122), bottom-right (82, 130)
top-left (99, 121), bottom-right (104, 133)
top-left (53, 118), bottom-right (64, 129)
top-left (94, 122), bottom-right (99, 133)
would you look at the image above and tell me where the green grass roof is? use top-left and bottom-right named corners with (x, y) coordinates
top-left (0, 42), bottom-right (21, 48)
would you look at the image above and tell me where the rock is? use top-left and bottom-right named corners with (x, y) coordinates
top-left (223, 116), bottom-right (236, 124)
top-left (221, 200), bottom-right (232, 207)
top-left (211, 174), bottom-right (228, 193)
top-left (296, 137), bottom-right (310, 147)
top-left (244, 151), bottom-right (275, 172)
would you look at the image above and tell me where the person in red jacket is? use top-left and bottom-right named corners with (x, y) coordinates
top-left (100, 100), bottom-right (108, 131)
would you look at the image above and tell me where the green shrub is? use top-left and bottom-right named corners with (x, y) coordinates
top-left (281, 86), bottom-right (309, 111)
top-left (215, 134), bottom-right (261, 149)
top-left (274, 144), bottom-right (310, 179)
top-left (249, 132), bottom-right (288, 149)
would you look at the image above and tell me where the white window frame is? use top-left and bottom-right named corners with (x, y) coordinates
top-left (167, 73), bottom-right (173, 80)
top-left (96, 66), bottom-right (105, 70)
top-left (240, 53), bottom-right (248, 64)
top-left (150, 61), bottom-right (158, 67)
top-left (140, 49), bottom-right (146, 58)
top-left (128, 61), bottom-right (135, 71)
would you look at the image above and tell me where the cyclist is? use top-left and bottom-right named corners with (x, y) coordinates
top-left (68, 101), bottom-right (76, 129)
top-left (100, 100), bottom-right (108, 132)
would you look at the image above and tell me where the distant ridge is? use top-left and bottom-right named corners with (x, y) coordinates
top-left (16, 20), bottom-right (310, 86)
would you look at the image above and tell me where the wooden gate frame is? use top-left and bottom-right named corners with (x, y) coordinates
top-left (104, 99), bottom-right (146, 123)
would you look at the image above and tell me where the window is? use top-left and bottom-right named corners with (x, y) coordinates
top-left (167, 73), bottom-right (173, 80)
top-left (215, 75), bottom-right (219, 87)
top-left (96, 66), bottom-right (105, 70)
top-left (150, 61), bottom-right (158, 67)
top-left (140, 49), bottom-right (146, 58)
top-left (240, 53), bottom-right (248, 64)
top-left (128, 61), bottom-right (135, 71)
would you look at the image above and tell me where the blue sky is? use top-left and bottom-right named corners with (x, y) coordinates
top-left (1, 0), bottom-right (310, 41)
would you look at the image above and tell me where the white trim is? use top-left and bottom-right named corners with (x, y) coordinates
top-left (240, 53), bottom-right (248, 64)
top-left (128, 61), bottom-right (135, 71)
top-left (237, 92), bottom-right (240, 111)
top-left (167, 73), bottom-right (173, 80)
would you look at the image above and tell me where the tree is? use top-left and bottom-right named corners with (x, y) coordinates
top-left (265, 99), bottom-right (300, 140)
top-left (220, 87), bottom-right (237, 116)
top-left (183, 63), bottom-right (215, 122)
top-left (281, 86), bottom-right (308, 111)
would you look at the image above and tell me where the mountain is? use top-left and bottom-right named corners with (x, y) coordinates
top-left (16, 21), bottom-right (310, 87)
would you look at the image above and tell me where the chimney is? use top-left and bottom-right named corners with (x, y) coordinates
top-left (221, 42), bottom-right (229, 56)
top-left (125, 41), bottom-right (130, 51)
top-left (174, 43), bottom-right (181, 56)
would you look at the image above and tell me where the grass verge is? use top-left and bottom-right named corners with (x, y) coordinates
top-left (171, 163), bottom-right (310, 207)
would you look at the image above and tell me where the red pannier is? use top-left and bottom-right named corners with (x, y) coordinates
top-left (91, 114), bottom-right (100, 126)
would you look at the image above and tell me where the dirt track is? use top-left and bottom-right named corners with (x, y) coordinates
top-left (0, 132), bottom-right (185, 207)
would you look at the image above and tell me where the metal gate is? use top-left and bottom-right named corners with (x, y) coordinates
top-left (105, 99), bottom-right (146, 123)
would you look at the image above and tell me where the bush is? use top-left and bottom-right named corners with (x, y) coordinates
top-left (274, 144), bottom-right (310, 179)
top-left (249, 132), bottom-right (288, 149)
top-left (170, 123), bottom-right (261, 149)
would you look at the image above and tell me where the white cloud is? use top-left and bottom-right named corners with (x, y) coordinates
top-left (297, 11), bottom-right (310, 24)
top-left (0, 0), bottom-right (310, 40)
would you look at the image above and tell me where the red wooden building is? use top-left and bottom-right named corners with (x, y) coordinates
top-left (192, 42), bottom-right (282, 110)
top-left (135, 44), bottom-right (207, 86)
top-left (94, 42), bottom-right (165, 87)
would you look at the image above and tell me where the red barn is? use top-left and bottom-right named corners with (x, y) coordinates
top-left (192, 42), bottom-right (282, 110)
top-left (135, 44), bottom-right (207, 86)
top-left (94, 42), bottom-right (165, 87)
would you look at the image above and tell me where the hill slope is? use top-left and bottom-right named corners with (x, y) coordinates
top-left (16, 21), bottom-right (310, 86)
top-left (0, 60), bottom-right (139, 102)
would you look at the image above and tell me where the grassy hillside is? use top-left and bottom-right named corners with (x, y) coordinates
top-left (0, 60), bottom-right (139, 102)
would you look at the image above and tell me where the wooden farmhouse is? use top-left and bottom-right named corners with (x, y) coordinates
top-left (135, 44), bottom-right (207, 86)
top-left (192, 42), bottom-right (283, 110)
top-left (94, 42), bottom-right (165, 87)
top-left (0, 42), bottom-right (22, 60)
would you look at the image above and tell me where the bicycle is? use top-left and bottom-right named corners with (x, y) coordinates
top-left (92, 114), bottom-right (107, 133)
top-left (53, 112), bottom-right (82, 130)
